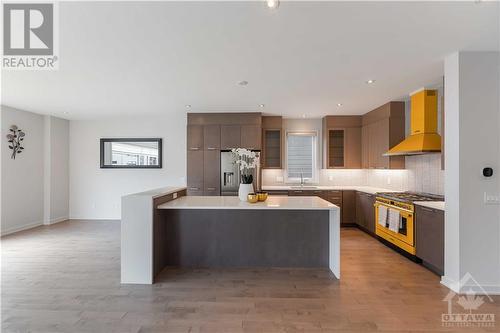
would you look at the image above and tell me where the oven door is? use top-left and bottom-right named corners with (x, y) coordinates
top-left (375, 202), bottom-right (415, 254)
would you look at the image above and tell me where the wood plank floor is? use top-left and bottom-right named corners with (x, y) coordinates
top-left (1, 220), bottom-right (499, 332)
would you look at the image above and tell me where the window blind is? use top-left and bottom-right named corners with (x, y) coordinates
top-left (287, 134), bottom-right (315, 179)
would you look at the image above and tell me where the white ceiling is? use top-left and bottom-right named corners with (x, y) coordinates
top-left (2, 1), bottom-right (498, 120)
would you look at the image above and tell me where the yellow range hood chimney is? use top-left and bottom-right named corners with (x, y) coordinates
top-left (385, 89), bottom-right (441, 156)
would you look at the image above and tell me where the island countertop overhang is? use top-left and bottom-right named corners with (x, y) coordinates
top-left (157, 195), bottom-right (339, 210)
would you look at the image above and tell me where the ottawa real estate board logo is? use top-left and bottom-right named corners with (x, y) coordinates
top-left (442, 273), bottom-right (495, 328)
top-left (2, 2), bottom-right (58, 69)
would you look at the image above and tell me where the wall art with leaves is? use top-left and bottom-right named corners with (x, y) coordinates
top-left (6, 125), bottom-right (25, 159)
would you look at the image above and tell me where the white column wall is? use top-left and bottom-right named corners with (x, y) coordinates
top-left (443, 51), bottom-right (500, 294)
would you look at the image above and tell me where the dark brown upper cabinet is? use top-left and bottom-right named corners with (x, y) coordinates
top-left (241, 125), bottom-right (262, 150)
top-left (203, 125), bottom-right (220, 150)
top-left (186, 112), bottom-right (262, 196)
top-left (187, 125), bottom-right (203, 151)
top-left (322, 116), bottom-right (362, 169)
top-left (220, 125), bottom-right (241, 150)
top-left (361, 102), bottom-right (405, 169)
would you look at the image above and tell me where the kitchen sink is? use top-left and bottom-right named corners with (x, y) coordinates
top-left (290, 186), bottom-right (318, 189)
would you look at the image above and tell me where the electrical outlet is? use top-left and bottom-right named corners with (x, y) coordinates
top-left (329, 175), bottom-right (333, 181)
top-left (484, 192), bottom-right (500, 205)
top-left (387, 177), bottom-right (391, 185)
top-left (276, 176), bottom-right (284, 183)
top-left (173, 192), bottom-right (178, 199)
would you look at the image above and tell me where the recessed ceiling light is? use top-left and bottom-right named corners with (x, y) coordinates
top-left (238, 80), bottom-right (249, 86)
top-left (185, 104), bottom-right (192, 108)
top-left (366, 79), bottom-right (376, 84)
top-left (259, 104), bottom-right (265, 108)
top-left (267, 0), bottom-right (280, 9)
top-left (337, 103), bottom-right (343, 107)
top-left (302, 114), bottom-right (306, 118)
top-left (63, 111), bottom-right (69, 114)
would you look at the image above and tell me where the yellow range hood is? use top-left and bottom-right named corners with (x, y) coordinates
top-left (385, 89), bottom-right (441, 156)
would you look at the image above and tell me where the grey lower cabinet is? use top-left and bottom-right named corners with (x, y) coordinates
top-left (342, 190), bottom-right (356, 225)
top-left (355, 191), bottom-right (375, 234)
top-left (203, 149), bottom-right (220, 196)
top-left (415, 205), bottom-right (444, 275)
top-left (187, 150), bottom-right (204, 195)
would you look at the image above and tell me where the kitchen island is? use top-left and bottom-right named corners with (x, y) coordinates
top-left (121, 192), bottom-right (340, 284)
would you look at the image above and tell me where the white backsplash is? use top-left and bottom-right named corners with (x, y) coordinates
top-left (405, 153), bottom-right (444, 195)
top-left (262, 153), bottom-right (444, 195)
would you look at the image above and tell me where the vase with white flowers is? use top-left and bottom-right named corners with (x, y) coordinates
top-left (231, 148), bottom-right (259, 201)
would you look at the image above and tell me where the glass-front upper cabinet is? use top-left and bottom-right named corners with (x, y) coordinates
top-left (328, 129), bottom-right (345, 168)
top-left (263, 129), bottom-right (281, 168)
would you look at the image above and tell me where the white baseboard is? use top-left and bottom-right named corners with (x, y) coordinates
top-left (69, 217), bottom-right (121, 222)
top-left (44, 216), bottom-right (69, 225)
top-left (441, 276), bottom-right (500, 295)
top-left (1, 220), bottom-right (43, 237)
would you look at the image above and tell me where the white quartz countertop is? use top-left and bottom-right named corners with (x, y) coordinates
top-left (124, 186), bottom-right (187, 199)
top-left (157, 196), bottom-right (339, 210)
top-left (415, 201), bottom-right (445, 211)
top-left (262, 185), bottom-right (398, 195)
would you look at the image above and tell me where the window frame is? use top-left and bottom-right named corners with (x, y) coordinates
top-left (99, 138), bottom-right (163, 169)
top-left (284, 131), bottom-right (319, 184)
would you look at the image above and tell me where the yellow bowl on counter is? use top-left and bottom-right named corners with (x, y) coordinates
top-left (247, 193), bottom-right (259, 203)
top-left (257, 192), bottom-right (268, 201)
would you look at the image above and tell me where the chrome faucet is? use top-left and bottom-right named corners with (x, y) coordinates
top-left (300, 172), bottom-right (305, 186)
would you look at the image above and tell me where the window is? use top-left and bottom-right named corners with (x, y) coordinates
top-left (286, 132), bottom-right (317, 182)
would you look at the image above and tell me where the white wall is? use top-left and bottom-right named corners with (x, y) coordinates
top-left (1, 106), bottom-right (45, 234)
top-left (69, 113), bottom-right (186, 219)
top-left (1, 107), bottom-right (70, 235)
top-left (45, 116), bottom-right (70, 223)
top-left (443, 51), bottom-right (500, 294)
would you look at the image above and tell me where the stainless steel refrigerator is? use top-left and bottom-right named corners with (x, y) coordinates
top-left (220, 151), bottom-right (260, 196)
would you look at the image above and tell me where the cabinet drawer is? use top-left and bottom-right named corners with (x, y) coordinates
top-left (187, 183), bottom-right (204, 196)
top-left (204, 186), bottom-right (220, 196)
top-left (327, 190), bottom-right (342, 198)
top-left (288, 190), bottom-right (308, 196)
top-left (328, 198), bottom-right (342, 206)
top-left (267, 190), bottom-right (289, 196)
top-left (311, 190), bottom-right (326, 198)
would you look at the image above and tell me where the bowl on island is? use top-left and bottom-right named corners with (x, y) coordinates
top-left (247, 193), bottom-right (259, 203)
top-left (256, 191), bottom-right (268, 201)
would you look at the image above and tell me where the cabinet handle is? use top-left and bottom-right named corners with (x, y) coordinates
top-left (207, 147), bottom-right (217, 150)
top-left (420, 207), bottom-right (434, 212)
top-left (189, 147), bottom-right (200, 151)
top-left (207, 187), bottom-right (216, 191)
top-left (189, 187), bottom-right (200, 191)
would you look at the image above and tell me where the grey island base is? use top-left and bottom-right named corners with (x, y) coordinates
top-left (121, 191), bottom-right (340, 284)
